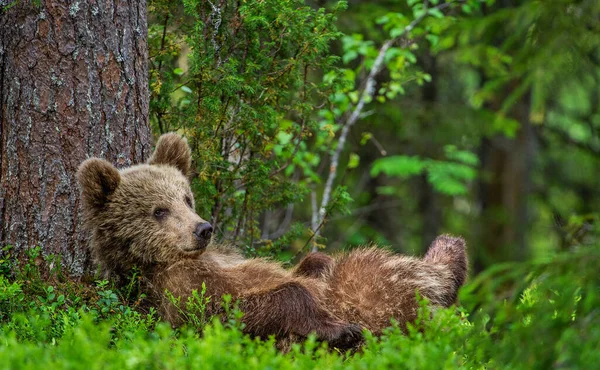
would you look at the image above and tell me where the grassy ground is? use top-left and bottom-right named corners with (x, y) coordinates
top-left (1, 245), bottom-right (598, 369)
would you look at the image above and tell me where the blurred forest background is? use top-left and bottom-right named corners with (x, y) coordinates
top-left (1, 1), bottom-right (599, 366)
top-left (1, 0), bottom-right (599, 274)
top-left (146, 0), bottom-right (599, 273)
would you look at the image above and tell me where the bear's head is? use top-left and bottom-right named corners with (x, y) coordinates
top-left (77, 133), bottom-right (212, 275)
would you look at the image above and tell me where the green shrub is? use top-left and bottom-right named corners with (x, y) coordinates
top-left (0, 245), bottom-right (598, 368)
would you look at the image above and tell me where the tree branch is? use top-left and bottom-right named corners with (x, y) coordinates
top-left (207, 0), bottom-right (223, 68)
top-left (312, 0), bottom-right (457, 243)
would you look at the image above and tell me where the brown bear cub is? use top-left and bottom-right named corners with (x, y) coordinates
top-left (77, 133), bottom-right (467, 349)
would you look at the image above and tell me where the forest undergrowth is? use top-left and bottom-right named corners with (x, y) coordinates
top-left (0, 244), bottom-right (598, 369)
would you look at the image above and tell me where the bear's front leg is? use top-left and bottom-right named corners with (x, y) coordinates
top-left (239, 281), bottom-right (362, 349)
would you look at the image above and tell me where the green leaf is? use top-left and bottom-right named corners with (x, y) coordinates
top-left (390, 27), bottom-right (405, 39)
top-left (342, 50), bottom-right (358, 64)
top-left (284, 164), bottom-right (295, 177)
top-left (493, 115), bottom-right (520, 138)
top-left (360, 132), bottom-right (373, 146)
top-left (330, 186), bottom-right (353, 216)
top-left (371, 155), bottom-right (426, 177)
top-left (444, 145), bottom-right (479, 166)
top-left (376, 15), bottom-right (389, 25)
top-left (348, 153), bottom-right (360, 169)
top-left (428, 8), bottom-right (444, 19)
top-left (376, 185), bottom-right (397, 195)
top-left (427, 166), bottom-right (468, 195)
top-left (425, 34), bottom-right (439, 47)
top-left (276, 132), bottom-right (293, 145)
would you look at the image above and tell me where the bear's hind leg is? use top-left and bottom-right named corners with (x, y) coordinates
top-left (423, 234), bottom-right (468, 303)
top-left (239, 281), bottom-right (362, 349)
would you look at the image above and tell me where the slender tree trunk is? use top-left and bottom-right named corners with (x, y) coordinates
top-left (0, 0), bottom-right (151, 276)
top-left (476, 94), bottom-right (535, 271)
top-left (418, 52), bottom-right (441, 253)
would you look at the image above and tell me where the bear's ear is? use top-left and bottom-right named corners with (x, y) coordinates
top-left (77, 158), bottom-right (121, 209)
top-left (148, 133), bottom-right (192, 177)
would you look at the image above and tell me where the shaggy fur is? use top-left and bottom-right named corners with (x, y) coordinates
top-left (148, 133), bottom-right (192, 177)
top-left (294, 252), bottom-right (334, 279)
top-left (77, 132), bottom-right (467, 349)
top-left (295, 235), bottom-right (467, 334)
top-left (77, 133), bottom-right (361, 349)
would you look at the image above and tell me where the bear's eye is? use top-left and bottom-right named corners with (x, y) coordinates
top-left (153, 208), bottom-right (169, 220)
top-left (185, 195), bottom-right (193, 208)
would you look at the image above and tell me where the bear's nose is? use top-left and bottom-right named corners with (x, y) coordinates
top-left (193, 222), bottom-right (213, 242)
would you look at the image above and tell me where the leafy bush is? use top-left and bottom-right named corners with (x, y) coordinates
top-left (0, 245), bottom-right (598, 368)
top-left (147, 0), bottom-right (487, 256)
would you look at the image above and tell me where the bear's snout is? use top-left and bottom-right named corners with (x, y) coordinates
top-left (193, 222), bottom-right (213, 249)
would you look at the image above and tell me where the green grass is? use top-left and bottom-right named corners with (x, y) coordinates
top-left (0, 245), bottom-right (598, 369)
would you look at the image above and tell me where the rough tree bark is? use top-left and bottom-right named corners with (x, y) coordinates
top-left (0, 0), bottom-right (152, 276)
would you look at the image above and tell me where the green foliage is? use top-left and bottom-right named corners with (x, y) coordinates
top-left (149, 0), bottom-right (352, 252)
top-left (460, 245), bottom-right (600, 368)
top-left (1, 245), bottom-right (599, 368)
top-left (165, 283), bottom-right (214, 329)
top-left (5, 0), bottom-right (600, 365)
top-left (145, 0), bottom-right (600, 271)
top-left (146, 0), bottom-right (492, 255)
top-left (0, 248), bottom-right (155, 345)
top-left (371, 145), bottom-right (478, 196)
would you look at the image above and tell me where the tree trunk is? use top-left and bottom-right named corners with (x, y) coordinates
top-left (418, 51), bottom-right (441, 253)
top-left (0, 0), bottom-right (152, 276)
top-left (475, 95), bottom-right (536, 272)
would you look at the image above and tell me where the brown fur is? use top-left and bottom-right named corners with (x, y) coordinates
top-left (77, 133), bottom-right (361, 349)
top-left (295, 235), bottom-right (468, 334)
top-left (148, 133), bottom-right (192, 177)
top-left (424, 234), bottom-right (468, 292)
top-left (77, 132), bottom-right (468, 349)
top-left (294, 252), bottom-right (334, 279)
top-left (152, 254), bottom-right (360, 348)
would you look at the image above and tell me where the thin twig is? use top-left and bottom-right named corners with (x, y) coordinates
top-left (310, 190), bottom-right (319, 251)
top-left (207, 0), bottom-right (223, 67)
top-left (369, 133), bottom-right (388, 156)
top-left (304, 213), bottom-right (327, 254)
top-left (156, 13), bottom-right (169, 74)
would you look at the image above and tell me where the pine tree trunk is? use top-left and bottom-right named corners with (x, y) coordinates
top-left (0, 0), bottom-right (152, 276)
